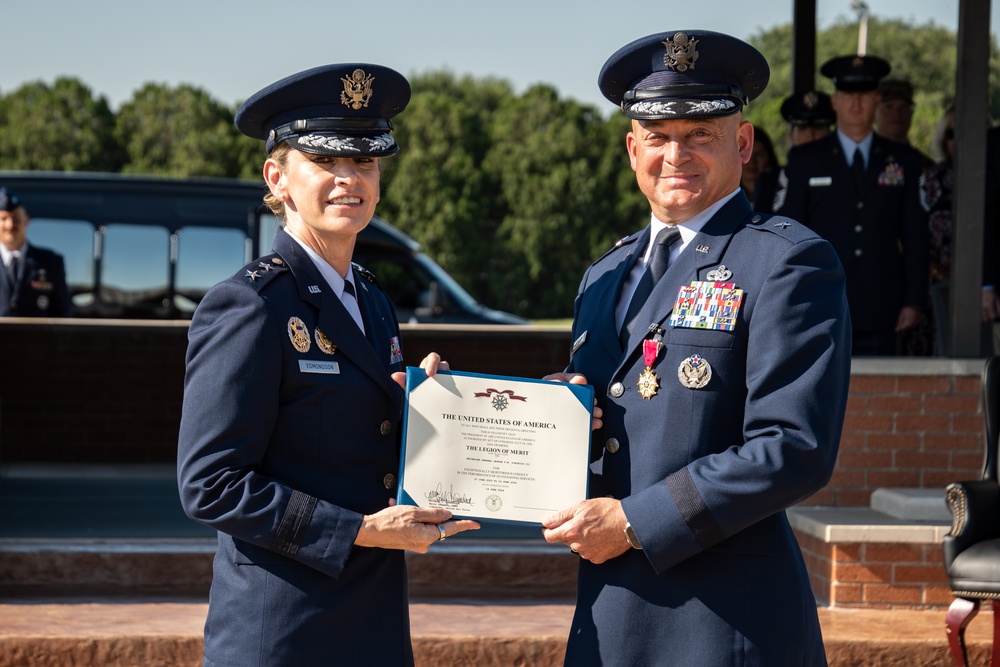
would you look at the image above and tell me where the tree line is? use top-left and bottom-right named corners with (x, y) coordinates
top-left (1, 19), bottom-right (994, 318)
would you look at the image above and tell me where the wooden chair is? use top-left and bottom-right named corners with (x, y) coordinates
top-left (944, 355), bottom-right (1000, 666)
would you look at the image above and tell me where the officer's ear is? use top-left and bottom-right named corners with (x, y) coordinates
top-left (737, 120), bottom-right (754, 164)
top-left (263, 157), bottom-right (288, 202)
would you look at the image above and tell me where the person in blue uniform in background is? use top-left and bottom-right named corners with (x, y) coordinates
top-left (0, 187), bottom-right (72, 318)
top-left (541, 31), bottom-right (852, 665)
top-left (775, 55), bottom-right (929, 356)
top-left (756, 90), bottom-right (835, 213)
top-left (177, 63), bottom-right (479, 667)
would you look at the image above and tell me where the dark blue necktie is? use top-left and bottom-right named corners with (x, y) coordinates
top-left (852, 147), bottom-right (866, 190)
top-left (7, 255), bottom-right (18, 298)
top-left (620, 225), bottom-right (681, 347)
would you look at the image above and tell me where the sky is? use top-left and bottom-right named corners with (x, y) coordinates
top-left (0, 0), bottom-right (984, 113)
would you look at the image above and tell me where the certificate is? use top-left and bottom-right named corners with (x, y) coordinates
top-left (397, 368), bottom-right (593, 525)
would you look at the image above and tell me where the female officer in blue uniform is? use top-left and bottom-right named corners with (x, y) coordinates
top-left (177, 63), bottom-right (478, 667)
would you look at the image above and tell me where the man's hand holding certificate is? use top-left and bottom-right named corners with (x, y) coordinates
top-left (397, 369), bottom-right (594, 525)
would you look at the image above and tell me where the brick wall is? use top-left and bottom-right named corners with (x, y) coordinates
top-left (796, 532), bottom-right (952, 609)
top-left (2, 321), bottom-right (989, 511)
top-left (803, 360), bottom-right (986, 508)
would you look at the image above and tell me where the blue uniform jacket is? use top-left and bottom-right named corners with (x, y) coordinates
top-left (0, 244), bottom-right (71, 317)
top-left (775, 133), bottom-right (928, 335)
top-left (177, 228), bottom-right (412, 666)
top-left (564, 194), bottom-right (851, 666)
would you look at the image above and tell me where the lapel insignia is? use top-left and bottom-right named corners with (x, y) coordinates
top-left (287, 317), bottom-right (311, 353)
top-left (695, 244), bottom-right (710, 253)
top-left (307, 285), bottom-right (321, 294)
top-left (571, 331), bottom-right (588, 355)
top-left (315, 328), bottom-right (336, 355)
top-left (678, 354), bottom-right (712, 389)
top-left (706, 265), bottom-right (732, 281)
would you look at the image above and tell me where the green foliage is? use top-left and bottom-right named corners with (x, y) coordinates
top-left (481, 85), bottom-right (624, 316)
top-left (382, 74), bottom-right (642, 318)
top-left (114, 83), bottom-right (245, 177)
top-left (0, 77), bottom-right (122, 171)
top-left (379, 72), bottom-right (509, 307)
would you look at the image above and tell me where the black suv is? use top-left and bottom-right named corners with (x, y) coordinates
top-left (0, 172), bottom-right (526, 324)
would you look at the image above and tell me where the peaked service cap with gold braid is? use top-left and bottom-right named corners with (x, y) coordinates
top-left (234, 63), bottom-right (410, 157)
top-left (598, 30), bottom-right (769, 120)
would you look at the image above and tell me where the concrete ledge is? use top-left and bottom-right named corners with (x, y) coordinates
top-left (788, 507), bottom-right (952, 544)
top-left (870, 487), bottom-right (952, 522)
top-left (849, 357), bottom-right (984, 376)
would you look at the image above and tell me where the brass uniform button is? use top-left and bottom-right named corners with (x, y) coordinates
top-left (383, 473), bottom-right (396, 489)
top-left (610, 382), bottom-right (624, 397)
top-left (380, 420), bottom-right (392, 436)
top-left (606, 438), bottom-right (620, 454)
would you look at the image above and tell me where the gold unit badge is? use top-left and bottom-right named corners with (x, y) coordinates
top-left (662, 32), bottom-right (699, 72)
top-left (341, 69), bottom-right (374, 110)
top-left (288, 316), bottom-right (311, 353)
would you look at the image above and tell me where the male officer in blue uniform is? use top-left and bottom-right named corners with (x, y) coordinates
top-left (541, 31), bottom-right (851, 665)
top-left (775, 55), bottom-right (929, 356)
top-left (0, 187), bottom-right (71, 317)
top-left (755, 90), bottom-right (836, 213)
top-left (177, 64), bottom-right (477, 666)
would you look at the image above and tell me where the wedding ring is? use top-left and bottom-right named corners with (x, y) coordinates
top-left (438, 524), bottom-right (447, 541)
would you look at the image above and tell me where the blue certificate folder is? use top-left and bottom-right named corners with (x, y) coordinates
top-left (397, 368), bottom-right (594, 526)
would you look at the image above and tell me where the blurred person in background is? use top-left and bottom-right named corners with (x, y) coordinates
top-left (0, 187), bottom-right (71, 318)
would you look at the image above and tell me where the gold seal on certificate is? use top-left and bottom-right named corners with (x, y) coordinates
top-left (397, 369), bottom-right (594, 525)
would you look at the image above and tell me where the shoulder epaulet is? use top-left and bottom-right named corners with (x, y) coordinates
top-left (593, 233), bottom-right (641, 264)
top-left (744, 212), bottom-right (819, 243)
top-left (352, 262), bottom-right (382, 289)
top-left (240, 253), bottom-right (289, 292)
